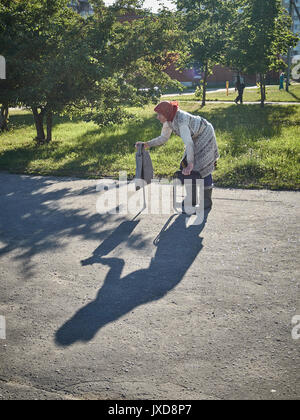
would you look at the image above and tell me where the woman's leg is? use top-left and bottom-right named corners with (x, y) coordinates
top-left (204, 174), bottom-right (213, 210)
top-left (183, 174), bottom-right (213, 213)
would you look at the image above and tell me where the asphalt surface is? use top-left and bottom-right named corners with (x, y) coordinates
top-left (0, 173), bottom-right (299, 400)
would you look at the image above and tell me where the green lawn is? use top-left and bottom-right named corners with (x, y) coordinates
top-left (0, 102), bottom-right (299, 190)
top-left (164, 83), bottom-right (300, 103)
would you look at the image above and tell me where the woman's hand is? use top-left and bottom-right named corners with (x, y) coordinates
top-left (182, 162), bottom-right (194, 176)
top-left (135, 142), bottom-right (149, 150)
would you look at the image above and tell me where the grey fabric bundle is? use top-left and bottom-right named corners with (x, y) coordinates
top-left (135, 144), bottom-right (153, 190)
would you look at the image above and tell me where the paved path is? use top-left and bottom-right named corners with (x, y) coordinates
top-left (162, 85), bottom-right (300, 105)
top-left (0, 173), bottom-right (299, 400)
top-left (166, 100), bottom-right (300, 105)
top-left (163, 86), bottom-right (259, 96)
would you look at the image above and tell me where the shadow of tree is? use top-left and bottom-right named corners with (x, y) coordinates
top-left (191, 104), bottom-right (299, 158)
top-left (7, 111), bottom-right (84, 130)
top-left (0, 174), bottom-right (134, 277)
top-left (194, 104), bottom-right (298, 136)
top-left (55, 212), bottom-right (209, 347)
top-left (287, 90), bottom-right (300, 101)
top-left (0, 113), bottom-right (161, 178)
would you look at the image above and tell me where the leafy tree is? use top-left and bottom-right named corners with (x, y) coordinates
top-left (84, 3), bottom-right (182, 127)
top-left (175, 0), bottom-right (234, 106)
top-left (0, 0), bottom-right (29, 131)
top-left (0, 0), bottom-right (110, 141)
top-left (223, 0), bottom-right (299, 107)
top-left (0, 0), bottom-right (181, 142)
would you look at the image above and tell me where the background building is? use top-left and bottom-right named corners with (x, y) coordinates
top-left (69, 0), bottom-right (93, 17)
top-left (283, 0), bottom-right (300, 57)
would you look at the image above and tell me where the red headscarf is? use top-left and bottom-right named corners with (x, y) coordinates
top-left (154, 101), bottom-right (179, 122)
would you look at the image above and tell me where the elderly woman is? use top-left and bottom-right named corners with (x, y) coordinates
top-left (136, 101), bottom-right (219, 210)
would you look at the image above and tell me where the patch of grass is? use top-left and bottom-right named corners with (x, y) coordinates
top-left (0, 103), bottom-right (299, 190)
top-left (164, 83), bottom-right (300, 103)
top-left (192, 103), bottom-right (300, 189)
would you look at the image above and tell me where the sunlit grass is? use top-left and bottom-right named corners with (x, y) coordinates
top-left (164, 83), bottom-right (300, 103)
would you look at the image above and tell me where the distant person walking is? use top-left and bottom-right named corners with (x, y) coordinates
top-left (279, 72), bottom-right (285, 90)
top-left (234, 77), bottom-right (246, 104)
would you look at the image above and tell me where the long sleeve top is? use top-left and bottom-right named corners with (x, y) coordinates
top-left (146, 109), bottom-right (219, 177)
top-left (147, 120), bottom-right (195, 164)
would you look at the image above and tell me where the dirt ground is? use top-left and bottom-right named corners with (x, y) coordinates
top-left (0, 173), bottom-right (299, 400)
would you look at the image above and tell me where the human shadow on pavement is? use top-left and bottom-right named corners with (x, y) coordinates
top-left (55, 212), bottom-right (209, 347)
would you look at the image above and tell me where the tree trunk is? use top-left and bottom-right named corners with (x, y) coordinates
top-left (202, 63), bottom-right (208, 107)
top-left (259, 73), bottom-right (266, 108)
top-left (32, 107), bottom-right (46, 142)
top-left (0, 104), bottom-right (9, 132)
top-left (46, 111), bottom-right (52, 143)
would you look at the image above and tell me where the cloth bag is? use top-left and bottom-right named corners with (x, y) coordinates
top-left (135, 144), bottom-right (153, 190)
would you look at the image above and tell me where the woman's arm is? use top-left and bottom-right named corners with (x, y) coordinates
top-left (146, 122), bottom-right (172, 148)
top-left (179, 124), bottom-right (195, 165)
top-left (179, 124), bottom-right (195, 175)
